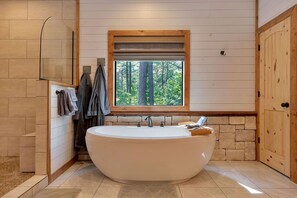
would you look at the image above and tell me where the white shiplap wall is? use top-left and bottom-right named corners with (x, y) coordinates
top-left (50, 85), bottom-right (76, 174)
top-left (259, 0), bottom-right (297, 27)
top-left (80, 0), bottom-right (255, 111)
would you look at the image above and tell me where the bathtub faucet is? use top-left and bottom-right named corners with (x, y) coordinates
top-left (145, 116), bottom-right (153, 127)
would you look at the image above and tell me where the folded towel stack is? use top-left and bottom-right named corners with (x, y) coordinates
top-left (177, 116), bottom-right (212, 136)
top-left (57, 89), bottom-right (78, 116)
top-left (185, 123), bottom-right (202, 129)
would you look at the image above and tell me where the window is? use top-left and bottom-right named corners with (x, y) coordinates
top-left (115, 60), bottom-right (183, 106)
top-left (108, 30), bottom-right (190, 112)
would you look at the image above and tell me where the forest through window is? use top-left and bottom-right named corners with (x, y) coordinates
top-left (115, 60), bottom-right (183, 106)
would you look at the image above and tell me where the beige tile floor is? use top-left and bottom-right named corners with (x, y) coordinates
top-left (47, 161), bottom-right (297, 198)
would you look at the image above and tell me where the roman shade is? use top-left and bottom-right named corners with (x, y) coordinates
top-left (113, 35), bottom-right (185, 60)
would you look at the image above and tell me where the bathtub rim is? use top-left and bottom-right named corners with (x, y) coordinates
top-left (86, 126), bottom-right (215, 143)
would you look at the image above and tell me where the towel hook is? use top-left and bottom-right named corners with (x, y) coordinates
top-left (97, 58), bottom-right (105, 67)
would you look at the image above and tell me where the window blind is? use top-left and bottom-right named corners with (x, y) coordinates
top-left (113, 36), bottom-right (185, 61)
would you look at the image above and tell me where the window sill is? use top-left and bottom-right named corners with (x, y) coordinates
top-left (109, 111), bottom-right (257, 116)
top-left (110, 106), bottom-right (189, 112)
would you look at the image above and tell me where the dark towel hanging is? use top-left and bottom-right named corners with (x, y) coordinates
top-left (87, 65), bottom-right (110, 126)
top-left (73, 73), bottom-right (93, 149)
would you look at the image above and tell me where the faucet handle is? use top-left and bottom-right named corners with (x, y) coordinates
top-left (160, 121), bottom-right (166, 127)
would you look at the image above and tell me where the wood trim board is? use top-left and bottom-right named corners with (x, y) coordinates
top-left (76, 0), bottom-right (80, 86)
top-left (289, 6), bottom-right (297, 183)
top-left (49, 155), bottom-right (78, 184)
top-left (255, 0), bottom-right (260, 161)
top-left (108, 30), bottom-right (190, 112)
top-left (109, 111), bottom-right (257, 116)
top-left (50, 81), bottom-right (77, 88)
top-left (47, 80), bottom-right (51, 180)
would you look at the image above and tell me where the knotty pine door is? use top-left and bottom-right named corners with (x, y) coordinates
top-left (259, 17), bottom-right (291, 176)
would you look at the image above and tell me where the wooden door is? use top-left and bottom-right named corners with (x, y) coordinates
top-left (259, 17), bottom-right (291, 176)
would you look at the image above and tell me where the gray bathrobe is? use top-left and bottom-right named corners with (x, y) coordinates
top-left (87, 65), bottom-right (110, 126)
top-left (73, 73), bottom-right (93, 149)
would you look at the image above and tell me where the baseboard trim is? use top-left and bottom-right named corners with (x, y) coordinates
top-left (49, 155), bottom-right (78, 183)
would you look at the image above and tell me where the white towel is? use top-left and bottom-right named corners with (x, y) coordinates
top-left (186, 123), bottom-right (201, 129)
top-left (68, 89), bottom-right (78, 102)
top-left (65, 89), bottom-right (78, 112)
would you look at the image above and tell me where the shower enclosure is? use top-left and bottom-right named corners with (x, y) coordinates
top-left (39, 17), bottom-right (75, 85)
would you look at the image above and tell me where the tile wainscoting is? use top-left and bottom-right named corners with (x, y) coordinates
top-left (104, 115), bottom-right (256, 161)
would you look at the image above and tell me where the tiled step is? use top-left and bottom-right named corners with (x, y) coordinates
top-left (20, 133), bottom-right (35, 172)
top-left (2, 175), bottom-right (48, 198)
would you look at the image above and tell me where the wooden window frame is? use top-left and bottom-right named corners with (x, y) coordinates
top-left (108, 30), bottom-right (190, 112)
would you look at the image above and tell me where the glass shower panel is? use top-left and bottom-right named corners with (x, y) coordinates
top-left (40, 17), bottom-right (75, 85)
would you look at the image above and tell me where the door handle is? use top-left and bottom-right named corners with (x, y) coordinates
top-left (281, 102), bottom-right (290, 108)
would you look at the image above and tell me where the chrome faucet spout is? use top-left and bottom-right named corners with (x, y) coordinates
top-left (145, 116), bottom-right (153, 127)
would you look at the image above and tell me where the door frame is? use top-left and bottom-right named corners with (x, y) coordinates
top-left (256, 5), bottom-right (297, 183)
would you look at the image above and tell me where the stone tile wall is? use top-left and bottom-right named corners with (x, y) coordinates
top-left (105, 115), bottom-right (257, 161)
top-left (0, 0), bottom-right (77, 157)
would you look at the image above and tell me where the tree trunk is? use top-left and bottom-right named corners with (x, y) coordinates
top-left (138, 62), bottom-right (147, 105)
top-left (148, 62), bottom-right (154, 105)
top-left (125, 61), bottom-right (129, 93)
top-left (128, 62), bottom-right (132, 104)
top-left (128, 62), bottom-right (132, 93)
top-left (161, 62), bottom-right (164, 89)
top-left (166, 62), bottom-right (169, 83)
top-left (120, 67), bottom-right (125, 90)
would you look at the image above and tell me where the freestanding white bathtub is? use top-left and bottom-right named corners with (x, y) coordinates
top-left (86, 125), bottom-right (215, 183)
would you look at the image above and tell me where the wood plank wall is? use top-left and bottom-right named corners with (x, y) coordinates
top-left (259, 0), bottom-right (297, 27)
top-left (50, 84), bottom-right (76, 174)
top-left (79, 0), bottom-right (256, 111)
